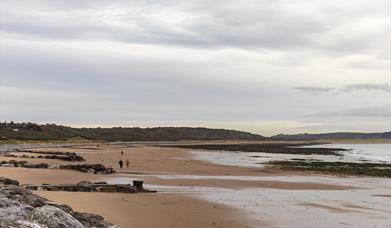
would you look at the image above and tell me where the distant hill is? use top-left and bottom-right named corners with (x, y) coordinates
top-left (271, 132), bottom-right (391, 140)
top-left (0, 122), bottom-right (264, 141)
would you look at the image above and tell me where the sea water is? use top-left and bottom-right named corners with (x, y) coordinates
top-left (107, 143), bottom-right (391, 228)
top-left (108, 174), bottom-right (391, 228)
top-left (190, 143), bottom-right (391, 168)
top-left (301, 143), bottom-right (391, 163)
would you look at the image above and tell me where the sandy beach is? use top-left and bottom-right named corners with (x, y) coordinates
top-left (0, 143), bottom-right (390, 227)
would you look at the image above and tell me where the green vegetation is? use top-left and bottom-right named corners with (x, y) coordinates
top-left (0, 137), bottom-right (92, 145)
top-left (0, 122), bottom-right (264, 142)
top-left (269, 160), bottom-right (391, 178)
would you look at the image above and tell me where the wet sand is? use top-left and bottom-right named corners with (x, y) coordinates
top-left (38, 191), bottom-right (257, 228)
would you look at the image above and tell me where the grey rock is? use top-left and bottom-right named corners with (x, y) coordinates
top-left (0, 219), bottom-right (39, 228)
top-left (76, 181), bottom-right (93, 186)
top-left (0, 205), bottom-right (28, 221)
top-left (0, 196), bottom-right (21, 207)
top-left (23, 163), bottom-right (49, 169)
top-left (0, 177), bottom-right (20, 185)
top-left (0, 182), bottom-right (119, 228)
top-left (32, 205), bottom-right (84, 228)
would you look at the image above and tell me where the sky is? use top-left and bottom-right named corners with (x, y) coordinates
top-left (0, 0), bottom-right (390, 136)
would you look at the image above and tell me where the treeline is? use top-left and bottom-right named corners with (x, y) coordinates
top-left (0, 122), bottom-right (264, 141)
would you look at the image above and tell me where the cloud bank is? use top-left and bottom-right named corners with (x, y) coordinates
top-left (294, 83), bottom-right (391, 94)
top-left (0, 0), bottom-right (390, 135)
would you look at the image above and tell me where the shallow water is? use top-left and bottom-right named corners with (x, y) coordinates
top-left (163, 144), bottom-right (391, 227)
top-left (302, 143), bottom-right (391, 163)
top-left (108, 175), bottom-right (391, 228)
top-left (190, 143), bottom-right (391, 169)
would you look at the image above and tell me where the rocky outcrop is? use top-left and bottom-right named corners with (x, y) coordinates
top-left (31, 205), bottom-right (85, 228)
top-left (0, 178), bottom-right (119, 228)
top-left (59, 164), bottom-right (115, 174)
top-left (22, 163), bottom-right (50, 169)
top-left (0, 160), bottom-right (115, 174)
top-left (14, 149), bottom-right (85, 162)
top-left (3, 154), bottom-right (17, 158)
top-left (0, 177), bottom-right (19, 186)
top-left (1, 160), bottom-right (28, 167)
top-left (23, 180), bottom-right (154, 193)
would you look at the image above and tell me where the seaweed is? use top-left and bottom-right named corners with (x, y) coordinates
top-left (268, 160), bottom-right (391, 178)
top-left (166, 143), bottom-right (346, 156)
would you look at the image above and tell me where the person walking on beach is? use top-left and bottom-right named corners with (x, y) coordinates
top-left (119, 160), bottom-right (124, 169)
top-left (125, 159), bottom-right (130, 168)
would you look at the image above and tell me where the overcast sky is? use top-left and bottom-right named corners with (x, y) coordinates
top-left (0, 0), bottom-right (390, 136)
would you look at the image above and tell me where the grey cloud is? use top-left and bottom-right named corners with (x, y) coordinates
top-left (343, 83), bottom-right (391, 93)
top-left (1, 0), bottom-right (389, 134)
top-left (2, 2), bottom-right (319, 49)
top-left (293, 86), bottom-right (333, 94)
top-left (1, 39), bottom-right (275, 108)
top-left (294, 83), bottom-right (391, 94)
top-left (1, 0), bottom-right (387, 55)
top-left (345, 105), bottom-right (391, 118)
top-left (304, 104), bottom-right (391, 118)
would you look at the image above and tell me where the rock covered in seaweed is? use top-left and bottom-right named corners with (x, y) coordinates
top-left (0, 160), bottom-right (115, 174)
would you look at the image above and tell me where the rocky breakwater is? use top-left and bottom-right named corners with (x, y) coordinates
top-left (0, 160), bottom-right (115, 174)
top-left (59, 164), bottom-right (116, 174)
top-left (10, 149), bottom-right (86, 162)
top-left (23, 180), bottom-right (155, 193)
top-left (0, 177), bottom-right (119, 228)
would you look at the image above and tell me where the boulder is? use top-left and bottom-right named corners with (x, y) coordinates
top-left (0, 177), bottom-right (19, 186)
top-left (48, 164), bottom-right (61, 169)
top-left (16, 192), bottom-right (47, 208)
top-left (3, 154), bottom-right (17, 158)
top-left (0, 196), bottom-right (21, 208)
top-left (73, 212), bottom-right (105, 227)
top-left (15, 150), bottom-right (86, 162)
top-left (1, 183), bottom-right (119, 227)
top-left (1, 186), bottom-right (46, 208)
top-left (0, 205), bottom-right (28, 222)
top-left (60, 164), bottom-right (116, 174)
top-left (32, 205), bottom-right (84, 228)
top-left (23, 163), bottom-right (49, 169)
top-left (96, 187), bottom-right (117, 193)
top-left (116, 186), bottom-right (135, 193)
top-left (76, 181), bottom-right (93, 186)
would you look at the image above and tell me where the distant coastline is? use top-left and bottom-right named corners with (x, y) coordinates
top-left (1, 122), bottom-right (390, 142)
